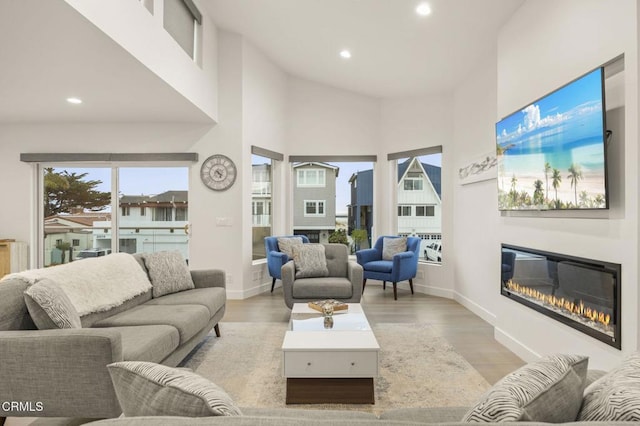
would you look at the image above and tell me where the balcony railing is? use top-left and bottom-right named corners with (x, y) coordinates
top-left (252, 215), bottom-right (271, 227)
top-left (252, 182), bottom-right (272, 195)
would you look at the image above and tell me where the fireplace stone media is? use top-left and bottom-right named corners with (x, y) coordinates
top-left (501, 244), bottom-right (621, 349)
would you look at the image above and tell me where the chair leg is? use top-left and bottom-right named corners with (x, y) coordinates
top-left (214, 324), bottom-right (221, 337)
top-left (271, 277), bottom-right (276, 293)
top-left (409, 279), bottom-right (414, 294)
top-left (383, 281), bottom-right (386, 290)
top-left (393, 282), bottom-right (398, 300)
top-left (362, 278), bottom-right (367, 294)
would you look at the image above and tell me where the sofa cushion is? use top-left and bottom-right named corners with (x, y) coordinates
top-left (578, 352), bottom-right (640, 421)
top-left (379, 407), bottom-right (471, 423)
top-left (113, 325), bottom-right (180, 363)
top-left (142, 251), bottom-right (194, 298)
top-left (144, 288), bottom-right (225, 319)
top-left (293, 244), bottom-right (329, 279)
top-left (292, 277), bottom-right (353, 299)
top-left (93, 305), bottom-right (210, 344)
top-left (362, 260), bottom-right (393, 273)
top-left (0, 278), bottom-right (35, 331)
top-left (382, 236), bottom-right (407, 260)
top-left (107, 361), bottom-right (242, 417)
top-left (461, 354), bottom-right (588, 423)
top-left (80, 292), bottom-right (152, 328)
top-left (24, 278), bottom-right (81, 329)
top-left (277, 236), bottom-right (304, 258)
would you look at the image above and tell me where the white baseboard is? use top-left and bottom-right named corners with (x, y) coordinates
top-left (452, 291), bottom-right (497, 325)
top-left (227, 281), bottom-right (273, 299)
top-left (414, 282), bottom-right (454, 299)
top-left (494, 327), bottom-right (540, 362)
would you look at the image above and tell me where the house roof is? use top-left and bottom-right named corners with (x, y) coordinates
top-left (44, 212), bottom-right (112, 227)
top-left (398, 158), bottom-right (441, 199)
top-left (120, 190), bottom-right (188, 205)
top-left (292, 162), bottom-right (340, 177)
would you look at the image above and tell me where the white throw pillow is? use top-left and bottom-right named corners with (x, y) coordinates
top-left (382, 237), bottom-right (407, 260)
top-left (277, 237), bottom-right (304, 258)
top-left (293, 244), bottom-right (329, 278)
top-left (143, 251), bottom-right (195, 298)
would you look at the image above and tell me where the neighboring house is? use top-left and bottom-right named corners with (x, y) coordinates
top-left (292, 162), bottom-right (339, 243)
top-left (92, 190), bottom-right (190, 260)
top-left (348, 157), bottom-right (442, 257)
top-left (43, 211), bottom-right (112, 266)
top-left (348, 169), bottom-right (373, 248)
top-left (397, 157), bottom-right (442, 241)
top-left (252, 163), bottom-right (272, 259)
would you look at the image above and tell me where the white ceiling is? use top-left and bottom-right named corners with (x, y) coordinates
top-left (0, 0), bottom-right (524, 123)
top-left (202, 0), bottom-right (525, 98)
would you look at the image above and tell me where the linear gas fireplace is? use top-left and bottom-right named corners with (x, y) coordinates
top-left (501, 244), bottom-right (621, 349)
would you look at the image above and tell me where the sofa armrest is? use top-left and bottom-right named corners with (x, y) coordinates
top-left (0, 328), bottom-right (124, 418)
top-left (190, 269), bottom-right (226, 289)
top-left (281, 261), bottom-right (296, 309)
top-left (347, 261), bottom-right (364, 295)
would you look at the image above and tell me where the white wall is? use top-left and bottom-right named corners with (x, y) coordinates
top-left (453, 0), bottom-right (638, 369)
top-left (379, 95), bottom-right (454, 297)
top-left (65, 0), bottom-right (219, 121)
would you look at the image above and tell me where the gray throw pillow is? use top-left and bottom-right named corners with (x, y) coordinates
top-left (107, 361), bottom-right (242, 417)
top-left (578, 352), bottom-right (640, 421)
top-left (382, 236), bottom-right (407, 260)
top-left (461, 354), bottom-right (588, 423)
top-left (293, 244), bottom-right (329, 279)
top-left (24, 278), bottom-right (81, 329)
top-left (142, 251), bottom-right (194, 298)
top-left (277, 237), bottom-right (304, 258)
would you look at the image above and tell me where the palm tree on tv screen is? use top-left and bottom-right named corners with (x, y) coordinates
top-left (544, 162), bottom-right (551, 201)
top-left (568, 163), bottom-right (583, 206)
top-left (552, 168), bottom-right (562, 206)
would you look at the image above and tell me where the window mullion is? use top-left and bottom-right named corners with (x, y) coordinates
top-left (112, 167), bottom-right (119, 254)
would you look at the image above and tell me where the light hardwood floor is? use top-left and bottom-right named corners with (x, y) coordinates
top-left (222, 282), bottom-right (526, 385)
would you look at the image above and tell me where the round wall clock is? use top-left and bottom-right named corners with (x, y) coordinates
top-left (200, 154), bottom-right (237, 191)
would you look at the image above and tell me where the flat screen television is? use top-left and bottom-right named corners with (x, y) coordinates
top-left (496, 67), bottom-right (608, 210)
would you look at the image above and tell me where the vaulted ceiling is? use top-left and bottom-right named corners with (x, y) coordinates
top-left (0, 0), bottom-right (524, 123)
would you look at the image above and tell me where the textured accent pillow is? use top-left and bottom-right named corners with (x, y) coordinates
top-left (277, 237), bottom-right (304, 258)
top-left (293, 244), bottom-right (329, 279)
top-left (143, 251), bottom-right (194, 298)
top-left (461, 354), bottom-right (588, 423)
top-left (382, 236), bottom-right (407, 260)
top-left (107, 361), bottom-right (242, 417)
top-left (24, 278), bottom-right (81, 329)
top-left (578, 352), bottom-right (640, 421)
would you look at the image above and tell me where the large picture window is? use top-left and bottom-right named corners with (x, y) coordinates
top-left (389, 147), bottom-right (442, 263)
top-left (251, 147), bottom-right (281, 261)
top-left (297, 169), bottom-right (326, 187)
top-left (39, 164), bottom-right (190, 266)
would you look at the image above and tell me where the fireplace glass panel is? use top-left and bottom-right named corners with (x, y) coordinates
top-left (501, 244), bottom-right (620, 349)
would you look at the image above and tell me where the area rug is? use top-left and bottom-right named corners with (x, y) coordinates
top-left (181, 322), bottom-right (490, 414)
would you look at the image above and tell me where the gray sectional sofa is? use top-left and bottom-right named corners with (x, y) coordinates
top-left (0, 252), bottom-right (226, 419)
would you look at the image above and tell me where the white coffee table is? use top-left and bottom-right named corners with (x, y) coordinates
top-left (281, 303), bottom-right (380, 404)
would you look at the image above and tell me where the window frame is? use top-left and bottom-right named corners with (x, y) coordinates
top-left (297, 169), bottom-right (326, 187)
top-left (304, 200), bottom-right (326, 217)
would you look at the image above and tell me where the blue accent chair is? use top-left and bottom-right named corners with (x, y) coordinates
top-left (356, 236), bottom-right (421, 300)
top-left (265, 235), bottom-right (310, 292)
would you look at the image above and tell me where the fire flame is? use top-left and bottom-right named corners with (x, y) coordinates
top-left (505, 280), bottom-right (611, 326)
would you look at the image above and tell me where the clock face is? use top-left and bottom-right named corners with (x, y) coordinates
top-left (200, 154), bottom-right (237, 191)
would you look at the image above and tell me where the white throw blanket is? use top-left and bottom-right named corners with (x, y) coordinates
top-left (3, 253), bottom-right (152, 316)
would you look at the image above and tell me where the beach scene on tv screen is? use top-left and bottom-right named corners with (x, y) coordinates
top-left (496, 68), bottom-right (606, 210)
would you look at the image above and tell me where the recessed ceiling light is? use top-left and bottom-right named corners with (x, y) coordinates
top-left (416, 3), bottom-right (431, 16)
top-left (339, 50), bottom-right (352, 59)
top-left (66, 97), bottom-right (83, 104)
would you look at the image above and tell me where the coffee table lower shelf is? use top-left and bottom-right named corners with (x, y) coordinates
top-left (286, 377), bottom-right (374, 404)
